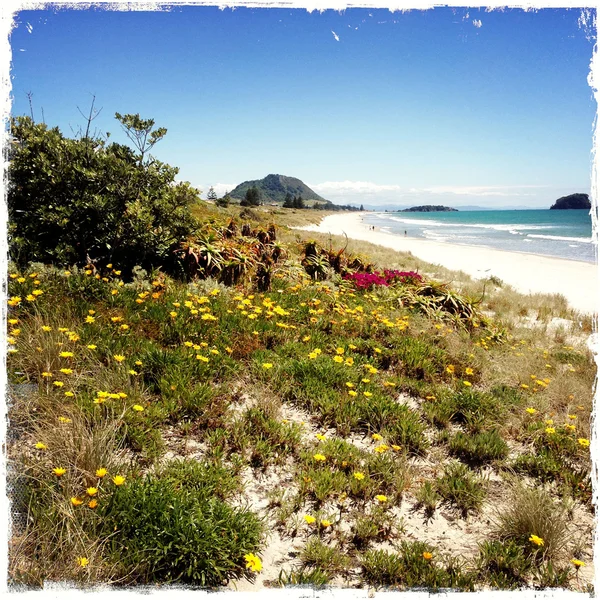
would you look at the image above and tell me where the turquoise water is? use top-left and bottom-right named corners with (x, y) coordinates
top-left (364, 209), bottom-right (597, 263)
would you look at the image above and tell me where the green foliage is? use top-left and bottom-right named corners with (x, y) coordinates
top-left (361, 543), bottom-right (474, 590)
top-left (435, 462), bottom-right (486, 517)
top-left (277, 566), bottom-right (330, 587)
top-left (477, 540), bottom-right (531, 589)
top-left (100, 476), bottom-right (263, 586)
top-left (448, 430), bottom-right (509, 466)
top-left (8, 115), bottom-right (200, 273)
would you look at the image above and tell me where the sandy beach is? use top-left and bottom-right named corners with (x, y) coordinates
top-left (297, 212), bottom-right (599, 315)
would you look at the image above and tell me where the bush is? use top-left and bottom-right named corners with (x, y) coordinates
top-left (435, 462), bottom-right (486, 517)
top-left (100, 476), bottom-right (263, 585)
top-left (448, 430), bottom-right (509, 466)
top-left (8, 115), bottom-right (200, 275)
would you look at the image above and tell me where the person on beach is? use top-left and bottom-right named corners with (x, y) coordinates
top-left (404, 230), bottom-right (407, 236)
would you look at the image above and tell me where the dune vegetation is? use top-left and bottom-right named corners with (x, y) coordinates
top-left (6, 113), bottom-right (596, 592)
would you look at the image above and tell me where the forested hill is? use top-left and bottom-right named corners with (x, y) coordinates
top-left (550, 194), bottom-right (591, 210)
top-left (229, 174), bottom-right (331, 205)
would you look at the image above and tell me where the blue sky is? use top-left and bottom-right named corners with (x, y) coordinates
top-left (8, 6), bottom-right (596, 207)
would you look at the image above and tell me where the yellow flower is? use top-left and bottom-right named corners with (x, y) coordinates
top-left (59, 351), bottom-right (74, 358)
top-left (113, 475), bottom-right (126, 486)
top-left (384, 381), bottom-right (396, 387)
top-left (353, 472), bottom-right (365, 480)
top-left (88, 499), bottom-right (98, 509)
top-left (333, 356), bottom-right (344, 363)
top-left (60, 368), bottom-right (73, 375)
top-left (95, 468), bottom-right (107, 478)
top-left (113, 355), bottom-right (126, 363)
top-left (87, 344), bottom-right (97, 350)
top-left (313, 454), bottom-right (326, 462)
top-left (463, 381), bottom-right (472, 387)
top-left (345, 357), bottom-right (354, 366)
top-left (316, 433), bottom-right (326, 441)
top-left (132, 405), bottom-right (144, 412)
top-left (372, 433), bottom-right (383, 441)
top-left (348, 390), bottom-right (357, 397)
top-left (545, 427), bottom-right (556, 434)
top-left (346, 382), bottom-right (355, 388)
top-left (304, 515), bottom-right (316, 524)
top-left (64, 391), bottom-right (74, 397)
top-left (465, 367), bottom-right (474, 376)
top-left (361, 378), bottom-right (370, 383)
top-left (525, 407), bottom-right (537, 415)
top-left (564, 424), bottom-right (576, 432)
top-left (374, 445), bottom-right (389, 453)
top-left (86, 487), bottom-right (98, 497)
top-left (170, 311), bottom-right (178, 318)
top-left (53, 467), bottom-right (66, 476)
top-left (446, 365), bottom-right (455, 374)
top-left (76, 557), bottom-right (89, 568)
top-left (53, 381), bottom-right (64, 387)
top-left (42, 325), bottom-right (52, 332)
top-left (520, 384), bottom-right (530, 389)
top-left (320, 520), bottom-right (332, 528)
top-left (41, 372), bottom-right (52, 378)
top-left (568, 414), bottom-right (577, 420)
top-left (244, 553), bottom-right (262, 573)
top-left (392, 444), bottom-right (402, 451)
top-left (262, 363), bottom-right (273, 369)
top-left (35, 442), bottom-right (47, 450)
top-left (71, 497), bottom-right (83, 506)
top-left (302, 336), bottom-right (311, 342)
top-left (375, 494), bottom-right (388, 503)
top-left (363, 391), bottom-right (373, 398)
top-left (336, 347), bottom-right (345, 354)
top-left (529, 534), bottom-right (544, 547)
top-left (578, 438), bottom-right (590, 447)
top-left (422, 552), bottom-right (433, 560)
top-left (58, 416), bottom-right (72, 423)
top-left (85, 316), bottom-right (95, 323)
top-left (571, 558), bottom-right (585, 569)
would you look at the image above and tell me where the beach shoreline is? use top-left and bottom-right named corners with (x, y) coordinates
top-left (295, 212), bottom-right (599, 315)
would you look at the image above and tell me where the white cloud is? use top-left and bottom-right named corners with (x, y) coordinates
top-left (309, 180), bottom-right (403, 196)
top-left (331, 30), bottom-right (340, 42)
top-left (473, 19), bottom-right (482, 28)
top-left (306, 181), bottom-right (560, 207)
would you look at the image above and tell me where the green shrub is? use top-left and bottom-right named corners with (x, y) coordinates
top-left (477, 540), bottom-right (531, 589)
top-left (8, 115), bottom-right (200, 274)
top-left (435, 462), bottom-right (486, 517)
top-left (448, 430), bottom-right (509, 466)
top-left (100, 477), bottom-right (263, 586)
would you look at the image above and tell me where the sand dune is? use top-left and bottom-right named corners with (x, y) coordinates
top-left (296, 212), bottom-right (599, 315)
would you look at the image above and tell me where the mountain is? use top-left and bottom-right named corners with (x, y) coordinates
top-left (229, 174), bottom-right (330, 205)
top-left (401, 205), bottom-right (458, 212)
top-left (550, 193), bottom-right (591, 210)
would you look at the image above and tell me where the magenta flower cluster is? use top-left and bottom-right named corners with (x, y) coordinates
top-left (343, 269), bottom-right (423, 290)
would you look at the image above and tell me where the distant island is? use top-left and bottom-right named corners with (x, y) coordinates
top-left (401, 205), bottom-right (458, 213)
top-left (229, 174), bottom-right (330, 206)
top-left (550, 193), bottom-right (591, 210)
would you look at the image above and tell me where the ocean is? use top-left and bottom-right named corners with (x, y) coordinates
top-left (363, 209), bottom-right (597, 263)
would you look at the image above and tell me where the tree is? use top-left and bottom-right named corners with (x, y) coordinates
top-left (215, 193), bottom-right (231, 208)
top-left (115, 112), bottom-right (167, 166)
top-left (7, 114), bottom-right (199, 274)
top-left (282, 192), bottom-right (294, 208)
top-left (243, 186), bottom-right (261, 207)
top-left (360, 204), bottom-right (364, 211)
top-left (293, 195), bottom-right (305, 209)
top-left (207, 187), bottom-right (218, 201)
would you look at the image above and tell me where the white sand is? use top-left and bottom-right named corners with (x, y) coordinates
top-left (296, 212), bottom-right (599, 315)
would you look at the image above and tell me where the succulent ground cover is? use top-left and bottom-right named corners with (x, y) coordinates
top-left (6, 214), bottom-right (595, 592)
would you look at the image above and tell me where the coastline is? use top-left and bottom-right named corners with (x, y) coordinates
top-left (295, 212), bottom-right (599, 315)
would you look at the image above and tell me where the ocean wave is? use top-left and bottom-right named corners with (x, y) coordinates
top-left (528, 234), bottom-right (593, 243)
top-left (383, 216), bottom-right (556, 233)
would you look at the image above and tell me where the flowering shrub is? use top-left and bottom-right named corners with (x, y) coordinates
top-left (343, 270), bottom-right (423, 290)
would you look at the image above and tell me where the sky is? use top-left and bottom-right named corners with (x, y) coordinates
top-left (7, 4), bottom-right (597, 208)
